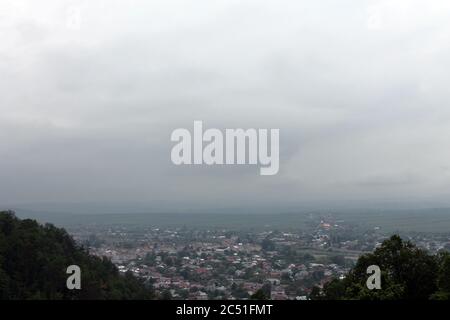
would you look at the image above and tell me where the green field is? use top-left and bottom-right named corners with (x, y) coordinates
top-left (14, 208), bottom-right (450, 233)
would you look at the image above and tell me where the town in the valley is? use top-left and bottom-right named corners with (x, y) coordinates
top-left (68, 214), bottom-right (450, 300)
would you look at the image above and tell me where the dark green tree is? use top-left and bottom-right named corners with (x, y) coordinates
top-left (250, 289), bottom-right (269, 300)
top-left (0, 211), bottom-right (154, 300)
top-left (320, 235), bottom-right (440, 300)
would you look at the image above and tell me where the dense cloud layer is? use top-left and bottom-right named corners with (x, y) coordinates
top-left (1, 1), bottom-right (450, 211)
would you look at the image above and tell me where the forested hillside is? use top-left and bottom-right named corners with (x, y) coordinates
top-left (314, 235), bottom-right (450, 300)
top-left (0, 211), bottom-right (153, 299)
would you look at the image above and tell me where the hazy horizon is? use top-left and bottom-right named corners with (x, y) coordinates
top-left (7, 200), bottom-right (450, 216)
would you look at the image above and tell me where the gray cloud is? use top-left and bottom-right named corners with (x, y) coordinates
top-left (2, 0), bottom-right (450, 211)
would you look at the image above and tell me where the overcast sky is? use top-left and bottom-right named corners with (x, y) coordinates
top-left (2, 0), bottom-right (450, 212)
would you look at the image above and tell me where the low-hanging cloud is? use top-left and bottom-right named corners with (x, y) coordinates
top-left (1, 0), bottom-right (450, 211)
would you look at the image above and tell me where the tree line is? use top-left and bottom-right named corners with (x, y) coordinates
top-left (0, 211), bottom-right (153, 299)
top-left (313, 235), bottom-right (450, 300)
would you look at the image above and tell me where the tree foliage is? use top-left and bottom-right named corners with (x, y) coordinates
top-left (0, 211), bottom-right (153, 300)
top-left (318, 235), bottom-right (450, 300)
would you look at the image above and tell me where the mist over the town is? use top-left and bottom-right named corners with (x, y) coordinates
top-left (4, 0), bottom-right (450, 309)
